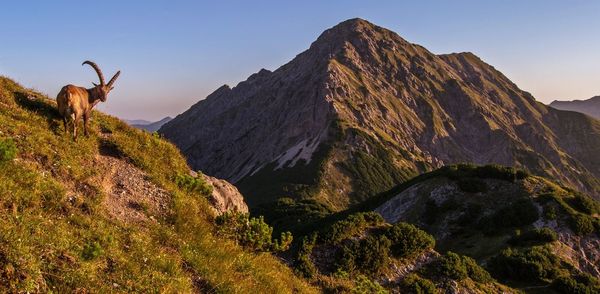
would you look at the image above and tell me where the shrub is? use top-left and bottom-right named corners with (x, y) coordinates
top-left (352, 275), bottom-right (389, 294)
top-left (215, 212), bottom-right (293, 252)
top-left (253, 197), bottom-right (333, 235)
top-left (400, 274), bottom-right (437, 294)
top-left (0, 137), bottom-right (17, 164)
top-left (568, 193), bottom-right (600, 215)
top-left (480, 199), bottom-right (539, 234)
top-left (81, 241), bottom-right (103, 261)
top-left (488, 246), bottom-right (560, 282)
top-left (440, 164), bottom-right (529, 182)
top-left (508, 228), bottom-right (558, 246)
top-left (294, 233), bottom-right (318, 278)
top-left (544, 206), bottom-right (558, 220)
top-left (462, 255), bottom-right (493, 283)
top-left (570, 214), bottom-right (595, 236)
top-left (324, 212), bottom-right (385, 244)
top-left (339, 235), bottom-right (391, 276)
top-left (174, 172), bottom-right (213, 197)
top-left (424, 198), bottom-right (460, 225)
top-left (384, 223), bottom-right (435, 258)
top-left (457, 178), bottom-right (488, 193)
top-left (551, 274), bottom-right (600, 294)
top-left (435, 252), bottom-right (468, 280)
top-left (430, 252), bottom-right (492, 283)
top-left (476, 164), bottom-right (522, 182)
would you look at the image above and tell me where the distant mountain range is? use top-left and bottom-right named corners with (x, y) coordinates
top-left (550, 96), bottom-right (600, 119)
top-left (127, 117), bottom-right (172, 132)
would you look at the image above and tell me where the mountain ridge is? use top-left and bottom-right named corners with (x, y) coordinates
top-left (129, 116), bottom-right (173, 132)
top-left (550, 96), bottom-right (600, 119)
top-left (160, 18), bottom-right (600, 211)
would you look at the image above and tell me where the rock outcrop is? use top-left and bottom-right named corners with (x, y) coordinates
top-left (202, 174), bottom-right (249, 215)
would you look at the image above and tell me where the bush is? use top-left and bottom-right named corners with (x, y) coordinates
top-left (544, 206), bottom-right (558, 220)
top-left (457, 178), bottom-right (488, 193)
top-left (431, 252), bottom-right (492, 283)
top-left (568, 193), bottom-right (600, 215)
top-left (174, 172), bottom-right (213, 197)
top-left (253, 197), bottom-right (333, 235)
top-left (400, 274), bottom-right (437, 294)
top-left (384, 223), bottom-right (435, 258)
top-left (0, 137), bottom-right (17, 164)
top-left (339, 235), bottom-right (391, 276)
top-left (508, 228), bottom-right (558, 246)
top-left (570, 214), bottom-right (595, 236)
top-left (352, 275), bottom-right (389, 294)
top-left (462, 255), bottom-right (493, 283)
top-left (81, 241), bottom-right (103, 261)
top-left (324, 212), bottom-right (385, 244)
top-left (440, 164), bottom-right (529, 182)
top-left (424, 198), bottom-right (460, 225)
top-left (480, 199), bottom-right (539, 234)
top-left (488, 246), bottom-right (560, 282)
top-left (551, 274), bottom-right (600, 294)
top-left (435, 252), bottom-right (468, 280)
top-left (215, 212), bottom-right (293, 252)
top-left (475, 164), bottom-right (525, 182)
top-left (294, 233), bottom-right (318, 278)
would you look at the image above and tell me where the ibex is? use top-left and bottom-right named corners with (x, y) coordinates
top-left (57, 60), bottom-right (120, 139)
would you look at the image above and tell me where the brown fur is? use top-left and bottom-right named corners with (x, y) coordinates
top-left (57, 61), bottom-right (120, 139)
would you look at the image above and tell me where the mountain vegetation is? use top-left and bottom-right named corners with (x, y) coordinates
top-left (288, 164), bottom-right (600, 292)
top-left (0, 76), bottom-right (314, 293)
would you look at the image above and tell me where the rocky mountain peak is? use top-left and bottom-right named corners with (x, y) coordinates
top-left (160, 18), bottom-right (600, 209)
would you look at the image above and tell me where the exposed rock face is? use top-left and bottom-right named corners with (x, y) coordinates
top-left (202, 174), bottom-right (249, 215)
top-left (374, 173), bottom-right (600, 279)
top-left (161, 18), bottom-right (600, 208)
top-left (550, 96), bottom-right (600, 119)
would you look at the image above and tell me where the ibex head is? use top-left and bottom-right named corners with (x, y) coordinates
top-left (82, 60), bottom-right (121, 102)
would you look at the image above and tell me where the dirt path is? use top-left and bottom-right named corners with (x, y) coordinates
top-left (94, 138), bottom-right (171, 225)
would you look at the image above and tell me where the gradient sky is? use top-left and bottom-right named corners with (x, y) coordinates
top-left (1, 1), bottom-right (599, 121)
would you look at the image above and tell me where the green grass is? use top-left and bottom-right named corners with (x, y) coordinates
top-left (0, 76), bottom-right (315, 293)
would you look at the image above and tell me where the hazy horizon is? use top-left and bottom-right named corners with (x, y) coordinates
top-left (1, 1), bottom-right (599, 121)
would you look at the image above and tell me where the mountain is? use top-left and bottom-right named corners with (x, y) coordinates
top-left (295, 164), bottom-right (600, 292)
top-left (0, 77), bottom-right (314, 293)
top-left (160, 18), bottom-right (600, 210)
top-left (550, 96), bottom-right (600, 119)
top-left (125, 119), bottom-right (152, 125)
top-left (130, 116), bottom-right (173, 132)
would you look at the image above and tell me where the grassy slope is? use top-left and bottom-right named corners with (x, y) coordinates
top-left (0, 77), bottom-right (315, 293)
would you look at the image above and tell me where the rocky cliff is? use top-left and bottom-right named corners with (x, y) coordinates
top-left (160, 18), bottom-right (600, 209)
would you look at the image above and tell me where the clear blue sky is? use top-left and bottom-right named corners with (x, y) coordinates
top-left (1, 1), bottom-right (599, 120)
